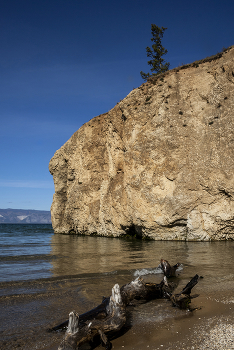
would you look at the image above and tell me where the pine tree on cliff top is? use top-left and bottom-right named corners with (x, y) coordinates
top-left (140, 24), bottom-right (170, 81)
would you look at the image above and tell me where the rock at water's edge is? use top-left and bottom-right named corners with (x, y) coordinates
top-left (49, 47), bottom-right (234, 241)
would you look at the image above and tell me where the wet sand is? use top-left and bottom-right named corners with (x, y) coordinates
top-left (1, 282), bottom-right (234, 350)
top-left (112, 296), bottom-right (234, 350)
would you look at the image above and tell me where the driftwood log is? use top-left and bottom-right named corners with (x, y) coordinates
top-left (170, 274), bottom-right (200, 309)
top-left (50, 274), bottom-right (174, 333)
top-left (58, 284), bottom-right (125, 350)
top-left (160, 259), bottom-right (181, 277)
top-left (51, 260), bottom-right (200, 350)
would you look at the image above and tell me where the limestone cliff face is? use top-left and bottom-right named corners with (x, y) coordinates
top-left (49, 47), bottom-right (234, 240)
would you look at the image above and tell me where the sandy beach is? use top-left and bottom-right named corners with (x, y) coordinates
top-left (1, 284), bottom-right (234, 350)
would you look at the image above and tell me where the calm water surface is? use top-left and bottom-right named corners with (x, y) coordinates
top-left (0, 224), bottom-right (234, 350)
top-left (1, 224), bottom-right (234, 288)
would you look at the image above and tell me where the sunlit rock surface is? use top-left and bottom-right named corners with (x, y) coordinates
top-left (49, 47), bottom-right (234, 241)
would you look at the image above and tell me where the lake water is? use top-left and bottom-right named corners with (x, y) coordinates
top-left (0, 224), bottom-right (234, 350)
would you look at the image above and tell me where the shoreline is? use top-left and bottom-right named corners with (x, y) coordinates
top-left (111, 294), bottom-right (234, 350)
top-left (1, 284), bottom-right (234, 350)
top-left (1, 226), bottom-right (234, 350)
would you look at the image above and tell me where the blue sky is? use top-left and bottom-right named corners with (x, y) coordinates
top-left (1, 0), bottom-right (234, 211)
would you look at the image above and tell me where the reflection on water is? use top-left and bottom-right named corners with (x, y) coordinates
top-left (49, 234), bottom-right (234, 297)
top-left (50, 234), bottom-right (157, 276)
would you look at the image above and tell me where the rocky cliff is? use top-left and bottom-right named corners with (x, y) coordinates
top-left (49, 46), bottom-right (234, 241)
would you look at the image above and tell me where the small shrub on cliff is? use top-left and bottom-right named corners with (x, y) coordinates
top-left (140, 24), bottom-right (170, 81)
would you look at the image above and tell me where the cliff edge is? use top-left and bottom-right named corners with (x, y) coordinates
top-left (49, 47), bottom-right (234, 240)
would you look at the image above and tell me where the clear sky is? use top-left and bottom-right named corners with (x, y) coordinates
top-left (1, 0), bottom-right (234, 211)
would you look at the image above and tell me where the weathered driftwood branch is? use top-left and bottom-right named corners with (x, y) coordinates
top-left (170, 274), bottom-right (200, 309)
top-left (160, 259), bottom-right (181, 277)
top-left (51, 297), bottom-right (110, 332)
top-left (49, 276), bottom-right (172, 333)
top-left (56, 274), bottom-right (200, 349)
top-left (58, 284), bottom-right (126, 350)
top-left (50, 259), bottom-right (200, 350)
top-left (120, 275), bottom-right (176, 304)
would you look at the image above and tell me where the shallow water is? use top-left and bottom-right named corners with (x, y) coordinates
top-left (0, 224), bottom-right (53, 282)
top-left (0, 224), bottom-right (234, 349)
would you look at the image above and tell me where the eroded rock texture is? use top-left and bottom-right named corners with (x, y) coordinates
top-left (49, 47), bottom-right (234, 240)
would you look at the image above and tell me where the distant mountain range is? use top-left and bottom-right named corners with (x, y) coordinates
top-left (0, 209), bottom-right (51, 224)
